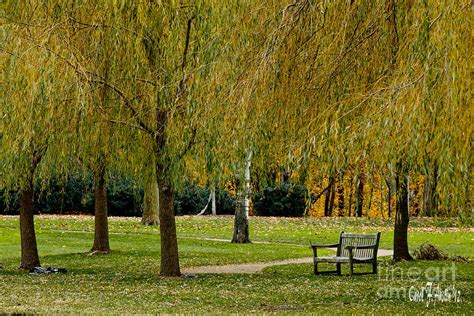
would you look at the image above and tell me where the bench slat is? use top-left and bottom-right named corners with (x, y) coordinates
top-left (315, 256), bottom-right (374, 263)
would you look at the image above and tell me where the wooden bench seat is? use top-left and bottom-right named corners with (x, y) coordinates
top-left (310, 232), bottom-right (381, 276)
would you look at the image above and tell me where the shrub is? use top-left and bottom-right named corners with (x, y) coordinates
top-left (253, 183), bottom-right (306, 217)
top-left (215, 189), bottom-right (236, 215)
top-left (107, 176), bottom-right (143, 217)
top-left (0, 191), bottom-right (19, 215)
top-left (174, 182), bottom-right (235, 215)
top-left (34, 174), bottom-right (93, 214)
top-left (174, 182), bottom-right (210, 215)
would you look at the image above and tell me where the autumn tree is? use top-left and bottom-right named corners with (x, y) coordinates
top-left (47, 1), bottom-right (260, 276)
top-left (0, 4), bottom-right (79, 268)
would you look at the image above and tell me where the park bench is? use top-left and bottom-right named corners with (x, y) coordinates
top-left (310, 232), bottom-right (381, 276)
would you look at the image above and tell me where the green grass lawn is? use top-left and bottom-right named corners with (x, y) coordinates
top-left (0, 215), bottom-right (472, 314)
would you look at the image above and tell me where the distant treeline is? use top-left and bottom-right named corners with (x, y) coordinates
top-left (0, 173), bottom-right (236, 216)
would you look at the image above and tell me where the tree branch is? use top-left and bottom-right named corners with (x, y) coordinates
top-left (181, 15), bottom-right (195, 72)
top-left (88, 79), bottom-right (155, 136)
top-left (176, 127), bottom-right (197, 161)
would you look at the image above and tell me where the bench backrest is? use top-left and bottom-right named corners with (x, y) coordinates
top-left (337, 232), bottom-right (381, 258)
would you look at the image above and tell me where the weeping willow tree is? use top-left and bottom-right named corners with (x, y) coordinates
top-left (62, 5), bottom-right (149, 253)
top-left (202, 2), bottom-right (288, 243)
top-left (0, 4), bottom-right (80, 268)
top-left (233, 0), bottom-right (471, 259)
top-left (22, 1), bottom-right (261, 276)
top-left (1, 0), bottom-right (264, 276)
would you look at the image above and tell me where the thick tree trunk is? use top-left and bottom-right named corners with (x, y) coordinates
top-left (19, 179), bottom-right (40, 270)
top-left (393, 165), bottom-right (413, 261)
top-left (232, 152), bottom-right (252, 243)
top-left (232, 188), bottom-right (250, 243)
top-left (422, 163), bottom-right (438, 217)
top-left (157, 170), bottom-right (180, 276)
top-left (355, 173), bottom-right (364, 217)
top-left (142, 175), bottom-right (160, 225)
top-left (91, 167), bottom-right (110, 253)
top-left (337, 173), bottom-right (345, 217)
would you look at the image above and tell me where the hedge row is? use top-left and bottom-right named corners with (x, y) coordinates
top-left (0, 174), bottom-right (236, 216)
top-left (1, 174), bottom-right (307, 217)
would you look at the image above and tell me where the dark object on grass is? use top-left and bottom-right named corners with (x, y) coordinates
top-left (450, 255), bottom-right (471, 263)
top-left (182, 274), bottom-right (197, 279)
top-left (413, 242), bottom-right (448, 260)
top-left (29, 267), bottom-right (67, 274)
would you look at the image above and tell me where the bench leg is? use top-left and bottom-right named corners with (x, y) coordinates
top-left (349, 260), bottom-right (354, 276)
top-left (372, 260), bottom-right (377, 274)
top-left (336, 263), bottom-right (341, 276)
top-left (314, 262), bottom-right (319, 275)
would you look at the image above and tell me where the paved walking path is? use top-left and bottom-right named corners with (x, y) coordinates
top-left (182, 248), bottom-right (393, 274)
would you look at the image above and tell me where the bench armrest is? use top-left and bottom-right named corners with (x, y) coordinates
top-left (310, 242), bottom-right (339, 258)
top-left (310, 243), bottom-right (339, 249)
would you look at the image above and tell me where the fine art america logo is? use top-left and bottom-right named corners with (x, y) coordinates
top-left (408, 282), bottom-right (461, 307)
top-left (377, 263), bottom-right (461, 306)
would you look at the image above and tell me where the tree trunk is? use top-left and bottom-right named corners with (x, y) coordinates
top-left (19, 178), bottom-right (40, 270)
top-left (422, 163), bottom-right (438, 217)
top-left (367, 185), bottom-right (373, 215)
top-left (232, 187), bottom-right (251, 243)
top-left (337, 173), bottom-right (345, 216)
top-left (280, 165), bottom-right (290, 184)
top-left (142, 175), bottom-right (160, 225)
top-left (232, 152), bottom-right (252, 243)
top-left (328, 180), bottom-right (336, 217)
top-left (91, 167), bottom-right (110, 253)
top-left (324, 175), bottom-right (335, 217)
top-left (355, 173), bottom-right (364, 217)
top-left (386, 177), bottom-right (392, 218)
top-left (380, 176), bottom-right (384, 218)
top-left (393, 164), bottom-right (413, 261)
top-left (232, 191), bottom-right (250, 244)
top-left (324, 180), bottom-right (331, 217)
top-left (157, 169), bottom-right (181, 276)
top-left (347, 177), bottom-right (353, 217)
top-left (211, 185), bottom-right (216, 215)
